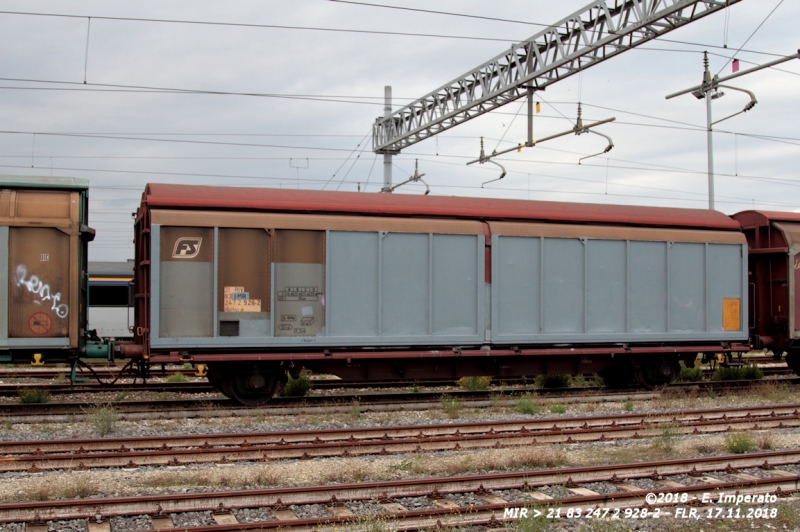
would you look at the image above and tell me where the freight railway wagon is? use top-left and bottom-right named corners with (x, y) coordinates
top-left (0, 177), bottom-right (95, 365)
top-left (732, 211), bottom-right (800, 372)
top-left (124, 183), bottom-right (750, 404)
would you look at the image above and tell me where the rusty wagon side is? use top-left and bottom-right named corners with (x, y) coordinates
top-left (0, 176), bottom-right (95, 364)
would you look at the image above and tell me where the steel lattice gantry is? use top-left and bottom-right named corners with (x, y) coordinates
top-left (373, 0), bottom-right (740, 154)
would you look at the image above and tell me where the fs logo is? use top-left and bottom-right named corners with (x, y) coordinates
top-left (172, 237), bottom-right (203, 259)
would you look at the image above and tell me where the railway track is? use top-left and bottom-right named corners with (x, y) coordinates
top-left (0, 362), bottom-right (791, 397)
top-left (2, 403), bottom-right (799, 473)
top-left (4, 449), bottom-right (800, 529)
top-left (1, 378), bottom-right (798, 423)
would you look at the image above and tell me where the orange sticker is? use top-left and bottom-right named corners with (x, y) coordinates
top-left (722, 298), bottom-right (741, 331)
top-left (28, 312), bottom-right (52, 335)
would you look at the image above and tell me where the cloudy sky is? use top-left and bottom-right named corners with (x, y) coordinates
top-left (0, 0), bottom-right (797, 261)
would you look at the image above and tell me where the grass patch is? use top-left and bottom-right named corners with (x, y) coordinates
top-left (515, 395), bottom-right (540, 415)
top-left (547, 403), bottom-right (566, 414)
top-left (87, 403), bottom-right (117, 436)
top-left (693, 440), bottom-right (721, 454)
top-left (535, 374), bottom-right (571, 389)
top-left (775, 502), bottom-right (800, 530)
top-left (20, 475), bottom-right (100, 501)
top-left (165, 372), bottom-right (188, 383)
top-left (279, 370), bottom-right (313, 397)
top-left (457, 375), bottom-right (492, 391)
top-left (142, 465), bottom-right (282, 489)
top-left (399, 447), bottom-right (566, 477)
top-left (676, 360), bottom-right (704, 382)
top-left (18, 388), bottom-right (51, 404)
top-left (440, 395), bottom-right (463, 419)
top-left (757, 432), bottom-right (775, 450)
top-left (623, 400), bottom-right (634, 411)
top-left (653, 423), bottom-right (679, 453)
top-left (711, 364), bottom-right (764, 381)
top-left (113, 390), bottom-right (130, 402)
top-left (755, 381), bottom-right (792, 402)
top-left (570, 373), bottom-right (605, 387)
top-left (589, 373), bottom-right (605, 387)
top-left (724, 432), bottom-right (755, 454)
top-left (349, 399), bottom-right (362, 420)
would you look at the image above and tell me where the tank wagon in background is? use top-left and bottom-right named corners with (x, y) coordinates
top-left (0, 178), bottom-right (760, 404)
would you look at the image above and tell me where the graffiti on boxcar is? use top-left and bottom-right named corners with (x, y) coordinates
top-left (13, 264), bottom-right (69, 319)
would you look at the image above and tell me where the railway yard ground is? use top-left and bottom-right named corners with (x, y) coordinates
top-left (0, 359), bottom-right (799, 530)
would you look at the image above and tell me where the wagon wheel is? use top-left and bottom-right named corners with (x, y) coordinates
top-left (785, 349), bottom-right (800, 376)
top-left (633, 357), bottom-right (679, 390)
top-left (206, 367), bottom-right (235, 399)
top-left (225, 364), bottom-right (284, 406)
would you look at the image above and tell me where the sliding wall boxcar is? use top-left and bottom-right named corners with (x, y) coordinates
top-left (0, 177), bottom-right (93, 359)
top-left (490, 222), bottom-right (748, 344)
top-left (148, 210), bottom-right (484, 350)
top-left (137, 184), bottom-right (750, 361)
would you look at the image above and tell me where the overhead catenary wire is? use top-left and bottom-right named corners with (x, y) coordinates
top-left (327, 1), bottom-right (549, 28)
top-left (321, 130), bottom-right (371, 190)
top-left (0, 10), bottom-right (522, 43)
top-left (716, 0), bottom-right (785, 75)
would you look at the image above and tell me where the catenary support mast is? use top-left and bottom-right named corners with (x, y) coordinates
top-left (373, 0), bottom-right (742, 157)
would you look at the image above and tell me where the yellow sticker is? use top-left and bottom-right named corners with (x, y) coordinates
top-left (722, 298), bottom-right (741, 331)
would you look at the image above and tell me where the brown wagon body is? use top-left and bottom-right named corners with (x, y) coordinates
top-left (0, 177), bottom-right (94, 362)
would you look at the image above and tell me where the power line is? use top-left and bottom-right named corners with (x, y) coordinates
top-left (0, 130), bottom-right (363, 152)
top-left (0, 77), bottom-right (389, 105)
top-left (327, 1), bottom-right (548, 28)
top-left (716, 0), bottom-right (785, 75)
top-left (0, 10), bottom-right (520, 43)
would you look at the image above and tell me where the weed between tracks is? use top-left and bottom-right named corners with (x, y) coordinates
top-left (279, 370), bottom-right (313, 397)
top-left (165, 372), bottom-right (188, 383)
top-left (18, 473), bottom-right (100, 501)
top-left (515, 395), bottom-right (540, 415)
top-left (84, 403), bottom-right (117, 436)
top-left (712, 364), bottom-right (764, 381)
top-left (724, 432), bottom-right (755, 453)
top-left (17, 388), bottom-right (51, 404)
top-left (440, 395), bottom-right (464, 418)
top-left (457, 376), bottom-right (492, 391)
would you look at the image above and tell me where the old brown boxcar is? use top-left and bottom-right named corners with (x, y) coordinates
top-left (131, 184), bottom-right (749, 404)
top-left (0, 176), bottom-right (94, 363)
top-left (731, 211), bottom-right (800, 371)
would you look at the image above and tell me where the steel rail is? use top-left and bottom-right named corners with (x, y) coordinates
top-left (139, 477), bottom-right (800, 532)
top-left (3, 449), bottom-right (800, 524)
top-left (1, 378), bottom-right (797, 423)
top-left (0, 364), bottom-right (790, 398)
top-left (2, 403), bottom-right (799, 472)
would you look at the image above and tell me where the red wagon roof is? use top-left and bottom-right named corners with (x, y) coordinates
top-left (731, 210), bottom-right (800, 226)
top-left (141, 183), bottom-right (742, 231)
